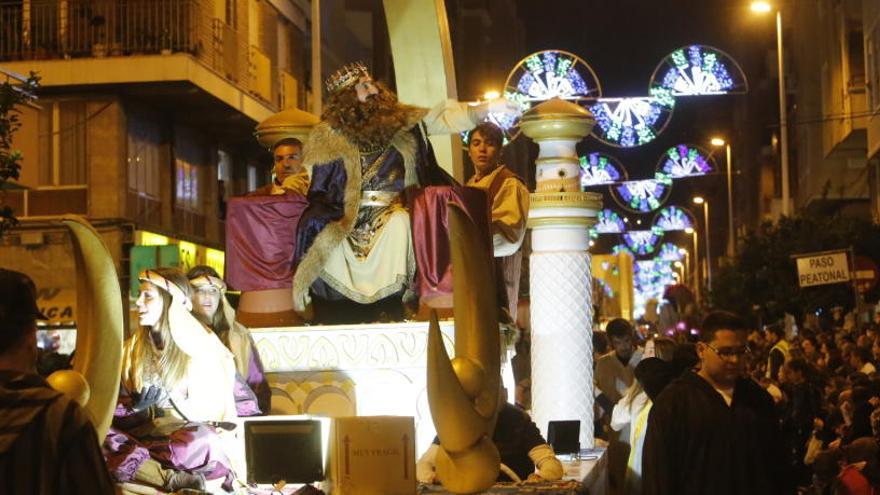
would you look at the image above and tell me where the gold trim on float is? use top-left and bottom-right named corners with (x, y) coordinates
top-left (535, 178), bottom-right (581, 193)
top-left (529, 191), bottom-right (603, 209)
top-left (528, 217), bottom-right (598, 228)
top-left (535, 157), bottom-right (580, 164)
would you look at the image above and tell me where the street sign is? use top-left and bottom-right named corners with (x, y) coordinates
top-left (854, 256), bottom-right (879, 294)
top-left (795, 250), bottom-right (851, 288)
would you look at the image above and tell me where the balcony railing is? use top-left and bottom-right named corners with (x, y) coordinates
top-left (0, 186), bottom-right (88, 218)
top-left (0, 0), bottom-right (211, 61)
top-left (0, 0), bottom-right (287, 111)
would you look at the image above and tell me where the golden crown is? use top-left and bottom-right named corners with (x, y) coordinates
top-left (325, 62), bottom-right (371, 94)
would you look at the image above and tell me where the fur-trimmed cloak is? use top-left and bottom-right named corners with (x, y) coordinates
top-left (292, 105), bottom-right (454, 311)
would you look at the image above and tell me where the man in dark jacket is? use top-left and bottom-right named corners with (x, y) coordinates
top-left (642, 310), bottom-right (791, 495)
top-left (0, 269), bottom-right (114, 494)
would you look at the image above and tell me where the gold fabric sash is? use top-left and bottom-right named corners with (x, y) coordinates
top-left (360, 190), bottom-right (402, 207)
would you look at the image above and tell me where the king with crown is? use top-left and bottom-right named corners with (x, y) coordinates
top-left (291, 63), bottom-right (519, 321)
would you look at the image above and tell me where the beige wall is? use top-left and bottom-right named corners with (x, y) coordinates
top-left (791, 0), bottom-right (869, 208)
top-left (866, 0), bottom-right (880, 159)
top-left (88, 100), bottom-right (126, 219)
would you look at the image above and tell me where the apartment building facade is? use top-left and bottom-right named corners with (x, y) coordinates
top-left (0, 0), bottom-right (315, 327)
top-left (786, 0), bottom-right (880, 218)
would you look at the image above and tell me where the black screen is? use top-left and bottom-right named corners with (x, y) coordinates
top-left (245, 420), bottom-right (323, 484)
top-left (547, 420), bottom-right (580, 455)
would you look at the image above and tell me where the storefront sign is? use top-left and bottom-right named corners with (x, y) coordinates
top-left (35, 287), bottom-right (76, 325)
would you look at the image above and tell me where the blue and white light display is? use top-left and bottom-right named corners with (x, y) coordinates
top-left (612, 175), bottom-right (673, 213)
top-left (650, 45), bottom-right (748, 96)
top-left (633, 259), bottom-right (677, 318)
top-left (612, 244), bottom-right (633, 257)
top-left (658, 144), bottom-right (714, 178)
top-left (580, 152), bottom-right (626, 188)
top-left (589, 96), bottom-right (675, 148)
top-left (623, 229), bottom-right (664, 256)
top-left (657, 242), bottom-right (685, 262)
top-left (595, 209), bottom-right (627, 234)
top-left (653, 206), bottom-right (695, 232)
top-left (506, 50), bottom-right (601, 104)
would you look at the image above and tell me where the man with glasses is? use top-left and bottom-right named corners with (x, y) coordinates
top-left (642, 311), bottom-right (791, 495)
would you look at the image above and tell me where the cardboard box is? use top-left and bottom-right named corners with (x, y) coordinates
top-left (327, 416), bottom-right (416, 495)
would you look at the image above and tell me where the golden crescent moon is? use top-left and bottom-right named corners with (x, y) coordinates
top-left (427, 203), bottom-right (502, 493)
top-left (61, 215), bottom-right (123, 440)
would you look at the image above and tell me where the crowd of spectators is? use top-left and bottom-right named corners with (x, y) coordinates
top-left (593, 308), bottom-right (880, 495)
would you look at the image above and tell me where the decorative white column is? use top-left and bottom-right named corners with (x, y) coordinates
top-left (521, 99), bottom-right (602, 449)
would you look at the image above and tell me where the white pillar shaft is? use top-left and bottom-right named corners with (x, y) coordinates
top-left (530, 248), bottom-right (594, 449)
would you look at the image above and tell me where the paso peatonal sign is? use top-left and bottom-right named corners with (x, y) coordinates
top-left (794, 250), bottom-right (851, 288)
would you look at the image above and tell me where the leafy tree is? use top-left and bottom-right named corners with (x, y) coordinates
top-left (712, 213), bottom-right (880, 327)
top-left (0, 71), bottom-right (39, 237)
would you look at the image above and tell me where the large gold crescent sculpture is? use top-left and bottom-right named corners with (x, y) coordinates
top-left (427, 204), bottom-right (501, 493)
top-left (58, 215), bottom-right (124, 440)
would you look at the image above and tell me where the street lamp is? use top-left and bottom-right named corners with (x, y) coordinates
top-left (678, 247), bottom-right (690, 284)
top-left (711, 137), bottom-right (735, 257)
top-left (483, 90), bottom-right (500, 100)
top-left (692, 196), bottom-right (712, 294)
top-left (673, 260), bottom-right (685, 282)
top-left (685, 227), bottom-right (700, 303)
top-left (752, 1), bottom-right (790, 216)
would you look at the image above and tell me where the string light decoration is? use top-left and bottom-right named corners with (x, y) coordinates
top-left (633, 258), bottom-right (677, 318)
top-left (595, 209), bottom-right (627, 234)
top-left (612, 244), bottom-right (633, 257)
top-left (612, 175), bottom-right (673, 213)
top-left (649, 45), bottom-right (748, 96)
top-left (657, 242), bottom-right (685, 261)
top-left (498, 50), bottom-right (602, 138)
top-left (506, 50), bottom-right (601, 105)
top-left (580, 152), bottom-right (627, 188)
top-left (653, 206), bottom-right (696, 232)
top-left (657, 144), bottom-right (714, 178)
top-left (622, 229), bottom-right (664, 256)
top-left (589, 94), bottom-right (675, 148)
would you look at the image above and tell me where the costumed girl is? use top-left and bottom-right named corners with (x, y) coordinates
top-left (188, 265), bottom-right (271, 414)
top-left (103, 268), bottom-right (239, 492)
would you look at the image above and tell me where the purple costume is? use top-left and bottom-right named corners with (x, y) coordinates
top-left (103, 389), bottom-right (235, 488)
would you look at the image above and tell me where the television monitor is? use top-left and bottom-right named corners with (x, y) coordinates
top-left (547, 420), bottom-right (580, 455)
top-left (245, 419), bottom-right (324, 485)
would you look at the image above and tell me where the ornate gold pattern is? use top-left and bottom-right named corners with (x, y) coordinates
top-left (530, 191), bottom-right (603, 209)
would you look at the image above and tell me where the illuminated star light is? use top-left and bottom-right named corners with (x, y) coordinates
top-left (614, 176), bottom-right (673, 213)
top-left (518, 51), bottom-right (591, 101)
top-left (660, 144), bottom-right (713, 177)
top-left (654, 206), bottom-right (695, 232)
top-left (657, 242), bottom-right (685, 261)
top-left (612, 244), bottom-right (633, 257)
top-left (590, 96), bottom-right (674, 148)
top-left (595, 209), bottom-right (627, 234)
top-left (655, 45), bottom-right (741, 96)
top-left (623, 229), bottom-right (664, 256)
top-left (580, 152), bottom-right (625, 187)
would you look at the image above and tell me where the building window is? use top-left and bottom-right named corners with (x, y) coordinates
top-left (174, 129), bottom-right (205, 213)
top-left (127, 114), bottom-right (161, 198)
top-left (37, 100), bottom-right (88, 186)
